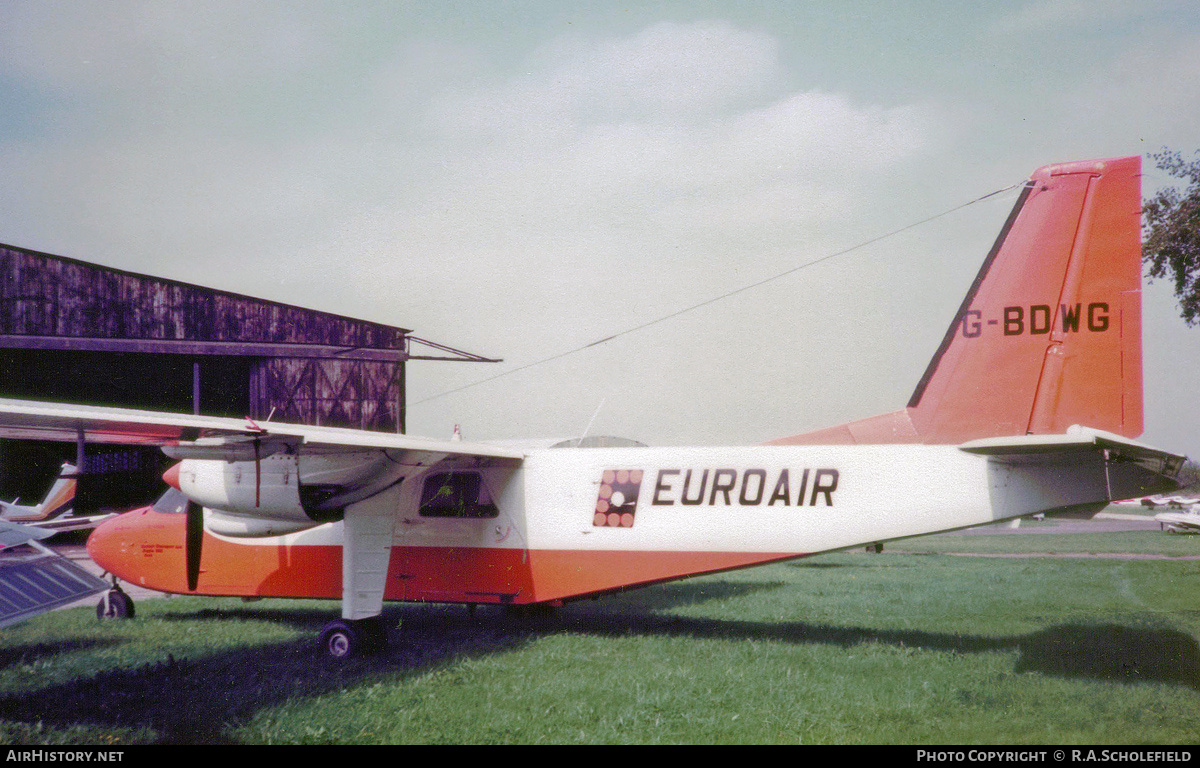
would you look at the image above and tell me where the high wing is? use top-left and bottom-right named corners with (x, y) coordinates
top-left (0, 396), bottom-right (526, 623)
top-left (0, 397), bottom-right (525, 459)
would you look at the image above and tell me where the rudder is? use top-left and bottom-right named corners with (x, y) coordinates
top-left (772, 156), bottom-right (1143, 445)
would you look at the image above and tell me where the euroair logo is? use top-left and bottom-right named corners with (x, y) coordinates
top-left (594, 469), bottom-right (643, 528)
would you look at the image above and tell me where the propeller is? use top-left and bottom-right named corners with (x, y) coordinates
top-left (164, 463), bottom-right (203, 591)
top-left (185, 499), bottom-right (203, 591)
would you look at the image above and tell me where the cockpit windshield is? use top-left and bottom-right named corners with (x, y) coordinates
top-left (152, 487), bottom-right (189, 515)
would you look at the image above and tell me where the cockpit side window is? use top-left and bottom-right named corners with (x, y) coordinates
top-left (419, 472), bottom-right (498, 518)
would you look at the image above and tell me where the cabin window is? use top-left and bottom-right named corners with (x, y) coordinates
top-left (419, 472), bottom-right (498, 518)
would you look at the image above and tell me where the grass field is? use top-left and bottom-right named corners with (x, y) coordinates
top-left (1, 526), bottom-right (1199, 744)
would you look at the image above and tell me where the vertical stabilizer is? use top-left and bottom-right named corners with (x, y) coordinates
top-left (772, 156), bottom-right (1143, 445)
top-left (0, 463), bottom-right (78, 522)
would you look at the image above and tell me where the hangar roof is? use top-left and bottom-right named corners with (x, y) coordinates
top-left (0, 242), bottom-right (409, 361)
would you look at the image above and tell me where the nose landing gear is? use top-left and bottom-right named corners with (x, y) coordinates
top-left (96, 580), bottom-right (135, 619)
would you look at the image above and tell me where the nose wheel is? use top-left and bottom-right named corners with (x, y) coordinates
top-left (96, 585), bottom-right (135, 619)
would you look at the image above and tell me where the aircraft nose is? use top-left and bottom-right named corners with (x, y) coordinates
top-left (85, 505), bottom-right (189, 594)
top-left (86, 511), bottom-right (134, 577)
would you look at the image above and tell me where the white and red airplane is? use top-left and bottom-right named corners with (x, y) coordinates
top-left (0, 155), bottom-right (1183, 656)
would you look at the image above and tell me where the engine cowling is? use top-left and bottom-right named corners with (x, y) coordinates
top-left (172, 449), bottom-right (409, 537)
top-left (203, 508), bottom-right (320, 537)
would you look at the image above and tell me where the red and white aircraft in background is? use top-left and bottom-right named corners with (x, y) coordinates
top-left (0, 463), bottom-right (116, 534)
top-left (0, 155), bottom-right (1183, 657)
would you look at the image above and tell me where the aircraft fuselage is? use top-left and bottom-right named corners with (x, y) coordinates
top-left (86, 443), bottom-right (1112, 606)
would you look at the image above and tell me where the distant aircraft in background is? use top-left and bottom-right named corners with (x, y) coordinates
top-left (0, 463), bottom-right (116, 534)
top-left (0, 155), bottom-right (1184, 656)
top-left (1154, 509), bottom-right (1200, 534)
top-left (0, 463), bottom-right (113, 627)
top-left (1152, 495), bottom-right (1200, 511)
top-left (1112, 494), bottom-right (1200, 511)
top-left (0, 517), bottom-right (110, 627)
top-left (1106, 493), bottom-right (1200, 532)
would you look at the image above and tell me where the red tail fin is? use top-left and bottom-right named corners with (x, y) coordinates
top-left (772, 156), bottom-right (1143, 445)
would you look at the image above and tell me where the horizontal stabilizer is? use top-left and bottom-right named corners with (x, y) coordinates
top-left (0, 541), bottom-right (109, 627)
top-left (162, 434), bottom-right (304, 462)
top-left (0, 520), bottom-right (56, 550)
top-left (961, 425), bottom-right (1183, 466)
top-left (960, 427), bottom-right (1184, 515)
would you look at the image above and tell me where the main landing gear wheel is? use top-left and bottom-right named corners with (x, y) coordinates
top-left (96, 587), bottom-right (135, 619)
top-left (319, 617), bottom-right (388, 659)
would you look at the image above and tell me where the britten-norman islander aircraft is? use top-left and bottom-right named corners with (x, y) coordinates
top-left (0, 155), bottom-right (1184, 657)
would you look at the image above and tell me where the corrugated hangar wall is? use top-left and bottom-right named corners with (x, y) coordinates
top-left (0, 242), bottom-right (412, 510)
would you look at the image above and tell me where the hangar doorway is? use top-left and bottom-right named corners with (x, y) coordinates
top-left (0, 349), bottom-right (252, 417)
top-left (0, 350), bottom-right (252, 508)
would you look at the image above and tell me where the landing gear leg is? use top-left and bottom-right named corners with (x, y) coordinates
top-left (96, 582), bottom-right (135, 619)
top-left (319, 616), bottom-right (388, 659)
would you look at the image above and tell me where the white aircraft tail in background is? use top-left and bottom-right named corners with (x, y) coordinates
top-left (0, 463), bottom-right (115, 534)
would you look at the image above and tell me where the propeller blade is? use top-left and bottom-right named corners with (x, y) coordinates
top-left (185, 500), bottom-right (203, 591)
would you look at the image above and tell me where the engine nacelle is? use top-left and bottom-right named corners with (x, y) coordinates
top-left (203, 508), bottom-right (322, 538)
top-left (175, 449), bottom-right (408, 536)
top-left (178, 452), bottom-right (307, 520)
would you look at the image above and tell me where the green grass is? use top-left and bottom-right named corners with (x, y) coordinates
top-left (899, 526), bottom-right (1200, 557)
top-left (2, 535), bottom-right (1199, 744)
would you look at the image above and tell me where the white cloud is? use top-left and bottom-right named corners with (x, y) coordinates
top-left (418, 25), bottom-right (936, 242)
top-left (317, 24), bottom-right (939, 348)
top-left (0, 10), bottom-right (949, 443)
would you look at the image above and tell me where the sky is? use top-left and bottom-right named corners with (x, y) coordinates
top-left (0, 0), bottom-right (1197, 455)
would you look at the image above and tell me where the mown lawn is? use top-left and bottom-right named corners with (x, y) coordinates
top-left (2, 530), bottom-right (1198, 744)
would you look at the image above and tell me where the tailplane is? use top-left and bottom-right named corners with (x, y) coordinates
top-left (773, 156), bottom-right (1144, 445)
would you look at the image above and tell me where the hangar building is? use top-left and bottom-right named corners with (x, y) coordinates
top-left (0, 242), bottom-right (494, 510)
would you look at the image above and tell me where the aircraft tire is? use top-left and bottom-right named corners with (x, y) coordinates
top-left (96, 589), bottom-right (135, 620)
top-left (319, 617), bottom-right (387, 659)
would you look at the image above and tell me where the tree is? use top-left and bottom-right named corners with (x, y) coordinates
top-left (1142, 148), bottom-right (1200, 326)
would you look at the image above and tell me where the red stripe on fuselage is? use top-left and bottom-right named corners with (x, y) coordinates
top-left (87, 509), bottom-right (801, 604)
